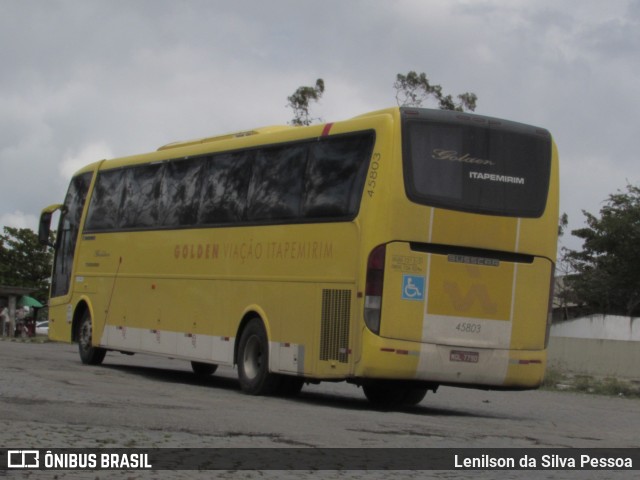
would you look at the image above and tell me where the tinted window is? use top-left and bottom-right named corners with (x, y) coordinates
top-left (51, 172), bottom-right (93, 297)
top-left (84, 130), bottom-right (375, 232)
top-left (199, 152), bottom-right (252, 224)
top-left (161, 159), bottom-right (204, 226)
top-left (303, 134), bottom-right (372, 218)
top-left (403, 118), bottom-right (551, 217)
top-left (85, 169), bottom-right (125, 231)
top-left (120, 164), bottom-right (164, 228)
top-left (247, 145), bottom-right (307, 221)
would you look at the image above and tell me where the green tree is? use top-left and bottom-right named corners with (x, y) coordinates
top-left (558, 212), bottom-right (569, 237)
top-left (555, 213), bottom-right (585, 320)
top-left (287, 78), bottom-right (325, 126)
top-left (565, 184), bottom-right (640, 316)
top-left (393, 71), bottom-right (477, 112)
top-left (0, 226), bottom-right (53, 301)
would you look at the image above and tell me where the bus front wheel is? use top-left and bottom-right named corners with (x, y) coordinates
top-left (77, 311), bottom-right (106, 365)
top-left (191, 361), bottom-right (218, 376)
top-left (237, 318), bottom-right (281, 395)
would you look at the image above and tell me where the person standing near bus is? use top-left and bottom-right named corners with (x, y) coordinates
top-left (0, 305), bottom-right (9, 337)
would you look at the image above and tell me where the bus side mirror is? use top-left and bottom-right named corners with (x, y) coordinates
top-left (39, 204), bottom-right (63, 247)
top-left (39, 212), bottom-right (53, 247)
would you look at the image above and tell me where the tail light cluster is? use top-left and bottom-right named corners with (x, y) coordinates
top-left (364, 244), bottom-right (386, 334)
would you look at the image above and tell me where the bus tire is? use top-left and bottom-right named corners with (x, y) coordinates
top-left (191, 361), bottom-right (218, 376)
top-left (362, 381), bottom-right (427, 408)
top-left (277, 375), bottom-right (304, 397)
top-left (237, 318), bottom-right (281, 395)
top-left (77, 310), bottom-right (106, 365)
top-left (402, 386), bottom-right (428, 406)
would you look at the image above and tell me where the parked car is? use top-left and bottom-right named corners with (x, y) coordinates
top-left (35, 321), bottom-right (49, 336)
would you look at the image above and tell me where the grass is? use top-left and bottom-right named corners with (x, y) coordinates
top-left (542, 367), bottom-right (640, 398)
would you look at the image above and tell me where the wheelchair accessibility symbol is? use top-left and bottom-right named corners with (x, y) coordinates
top-left (402, 275), bottom-right (425, 301)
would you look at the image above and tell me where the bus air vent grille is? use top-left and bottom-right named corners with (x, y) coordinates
top-left (320, 289), bottom-right (351, 363)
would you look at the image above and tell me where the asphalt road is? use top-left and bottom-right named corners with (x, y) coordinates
top-left (0, 340), bottom-right (638, 479)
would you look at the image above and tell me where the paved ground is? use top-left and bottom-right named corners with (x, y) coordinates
top-left (0, 339), bottom-right (638, 479)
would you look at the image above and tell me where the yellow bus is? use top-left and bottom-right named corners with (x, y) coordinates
top-left (39, 107), bottom-right (558, 406)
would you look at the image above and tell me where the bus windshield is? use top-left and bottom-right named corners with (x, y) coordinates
top-left (402, 110), bottom-right (552, 218)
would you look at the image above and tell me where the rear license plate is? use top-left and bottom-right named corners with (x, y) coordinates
top-left (450, 350), bottom-right (479, 363)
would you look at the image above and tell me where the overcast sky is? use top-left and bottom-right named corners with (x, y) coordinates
top-left (1, 0), bottom-right (639, 252)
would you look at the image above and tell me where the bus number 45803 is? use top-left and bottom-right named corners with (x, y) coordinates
top-left (455, 322), bottom-right (482, 334)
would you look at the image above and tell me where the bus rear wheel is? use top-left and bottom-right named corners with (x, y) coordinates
top-left (77, 310), bottom-right (106, 365)
top-left (362, 381), bottom-right (428, 408)
top-left (237, 318), bottom-right (281, 395)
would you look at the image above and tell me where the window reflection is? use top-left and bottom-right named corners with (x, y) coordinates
top-left (161, 159), bottom-right (204, 227)
top-left (248, 145), bottom-right (306, 221)
top-left (199, 152), bottom-right (252, 224)
top-left (84, 131), bottom-right (375, 232)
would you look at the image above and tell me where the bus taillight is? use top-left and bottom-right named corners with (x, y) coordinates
top-left (364, 245), bottom-right (386, 335)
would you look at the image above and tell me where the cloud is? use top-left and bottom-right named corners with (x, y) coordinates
top-left (0, 0), bottom-right (639, 256)
top-left (59, 142), bottom-right (115, 180)
top-left (0, 211), bottom-right (38, 231)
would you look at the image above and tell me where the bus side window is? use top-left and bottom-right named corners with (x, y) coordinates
top-left (120, 164), bottom-right (164, 229)
top-left (198, 151), bottom-right (252, 225)
top-left (247, 145), bottom-right (307, 221)
top-left (161, 158), bottom-right (204, 227)
top-left (85, 169), bottom-right (125, 231)
top-left (303, 134), bottom-right (373, 219)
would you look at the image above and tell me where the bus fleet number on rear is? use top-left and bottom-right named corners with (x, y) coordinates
top-left (455, 322), bottom-right (482, 334)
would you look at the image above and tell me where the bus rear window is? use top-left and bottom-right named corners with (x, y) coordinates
top-left (402, 114), bottom-right (552, 218)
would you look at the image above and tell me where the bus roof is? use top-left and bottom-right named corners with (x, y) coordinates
top-left (157, 126), bottom-right (294, 151)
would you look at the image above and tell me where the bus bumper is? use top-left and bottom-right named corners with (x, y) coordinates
top-left (356, 327), bottom-right (546, 389)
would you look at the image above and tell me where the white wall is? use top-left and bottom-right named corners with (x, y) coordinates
top-left (547, 315), bottom-right (640, 380)
top-left (547, 337), bottom-right (640, 380)
top-left (550, 314), bottom-right (640, 341)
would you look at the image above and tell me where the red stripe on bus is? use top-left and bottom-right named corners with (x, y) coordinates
top-left (321, 123), bottom-right (334, 136)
